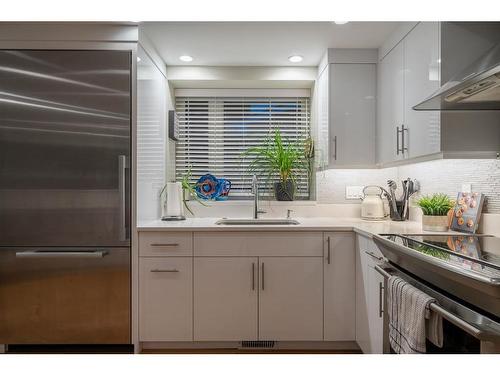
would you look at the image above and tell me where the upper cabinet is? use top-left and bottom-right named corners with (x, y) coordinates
top-left (377, 22), bottom-right (500, 166)
top-left (377, 22), bottom-right (440, 164)
top-left (377, 41), bottom-right (404, 164)
top-left (403, 22), bottom-right (441, 159)
top-left (316, 49), bottom-right (377, 168)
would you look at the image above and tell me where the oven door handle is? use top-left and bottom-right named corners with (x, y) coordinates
top-left (375, 264), bottom-right (500, 342)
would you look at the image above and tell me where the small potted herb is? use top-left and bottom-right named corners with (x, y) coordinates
top-left (244, 129), bottom-right (308, 201)
top-left (416, 193), bottom-right (455, 232)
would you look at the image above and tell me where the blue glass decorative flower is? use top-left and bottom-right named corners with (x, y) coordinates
top-left (195, 174), bottom-right (231, 200)
top-left (215, 178), bottom-right (231, 201)
top-left (195, 174), bottom-right (219, 200)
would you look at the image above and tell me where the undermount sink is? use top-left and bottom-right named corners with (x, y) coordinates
top-left (215, 218), bottom-right (300, 226)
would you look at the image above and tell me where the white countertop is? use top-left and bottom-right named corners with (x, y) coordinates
top-left (137, 217), bottom-right (454, 238)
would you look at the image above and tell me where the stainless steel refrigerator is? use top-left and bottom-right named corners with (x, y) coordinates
top-left (0, 50), bottom-right (131, 345)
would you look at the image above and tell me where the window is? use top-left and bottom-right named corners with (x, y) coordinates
top-left (175, 95), bottom-right (311, 199)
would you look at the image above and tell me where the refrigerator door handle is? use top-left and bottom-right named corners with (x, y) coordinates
top-left (15, 250), bottom-right (108, 259)
top-left (118, 155), bottom-right (129, 242)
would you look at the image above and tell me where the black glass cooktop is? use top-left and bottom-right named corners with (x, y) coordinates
top-left (383, 234), bottom-right (500, 278)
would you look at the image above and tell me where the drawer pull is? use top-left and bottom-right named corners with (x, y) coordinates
top-left (150, 269), bottom-right (179, 273)
top-left (150, 243), bottom-right (179, 247)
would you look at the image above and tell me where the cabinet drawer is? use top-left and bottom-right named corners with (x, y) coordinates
top-left (139, 257), bottom-right (193, 341)
top-left (194, 232), bottom-right (323, 257)
top-left (139, 232), bottom-right (193, 257)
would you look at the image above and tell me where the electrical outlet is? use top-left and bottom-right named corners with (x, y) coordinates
top-left (461, 183), bottom-right (472, 193)
top-left (346, 186), bottom-right (364, 200)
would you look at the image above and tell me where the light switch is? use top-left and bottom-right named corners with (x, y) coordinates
top-left (346, 186), bottom-right (364, 200)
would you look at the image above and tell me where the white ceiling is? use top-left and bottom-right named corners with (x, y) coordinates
top-left (142, 22), bottom-right (403, 66)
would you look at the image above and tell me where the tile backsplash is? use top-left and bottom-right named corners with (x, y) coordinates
top-left (316, 159), bottom-right (500, 213)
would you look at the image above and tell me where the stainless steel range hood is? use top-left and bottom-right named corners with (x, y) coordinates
top-left (414, 43), bottom-right (500, 111)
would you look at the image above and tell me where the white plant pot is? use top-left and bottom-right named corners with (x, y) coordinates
top-left (422, 215), bottom-right (449, 232)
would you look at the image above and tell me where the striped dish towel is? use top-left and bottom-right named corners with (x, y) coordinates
top-left (388, 276), bottom-right (443, 354)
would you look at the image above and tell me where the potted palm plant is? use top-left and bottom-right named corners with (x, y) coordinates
top-left (416, 193), bottom-right (455, 232)
top-left (244, 129), bottom-right (308, 201)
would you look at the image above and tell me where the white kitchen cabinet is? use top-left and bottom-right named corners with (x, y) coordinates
top-left (368, 265), bottom-right (385, 354)
top-left (403, 22), bottom-right (441, 158)
top-left (323, 232), bottom-right (355, 341)
top-left (377, 41), bottom-right (404, 164)
top-left (316, 65), bottom-right (330, 169)
top-left (139, 257), bottom-right (193, 341)
top-left (315, 49), bottom-right (378, 169)
top-left (259, 257), bottom-right (323, 341)
top-left (377, 22), bottom-right (440, 164)
top-left (377, 22), bottom-right (499, 164)
top-left (355, 234), bottom-right (385, 353)
top-left (329, 64), bottom-right (376, 167)
top-left (194, 257), bottom-right (259, 341)
top-left (139, 231), bottom-right (193, 257)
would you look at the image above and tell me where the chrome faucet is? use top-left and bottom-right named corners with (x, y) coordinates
top-left (251, 174), bottom-right (266, 219)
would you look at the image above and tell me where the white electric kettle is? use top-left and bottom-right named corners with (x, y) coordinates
top-left (361, 185), bottom-right (389, 220)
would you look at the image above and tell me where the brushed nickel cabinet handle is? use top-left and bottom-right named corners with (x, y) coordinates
top-left (150, 243), bottom-right (179, 247)
top-left (327, 236), bottom-right (331, 265)
top-left (150, 269), bottom-right (179, 273)
top-left (333, 135), bottom-right (338, 160)
top-left (379, 282), bottom-right (384, 318)
top-left (396, 126), bottom-right (401, 155)
top-left (252, 262), bottom-right (255, 290)
top-left (261, 262), bottom-right (265, 291)
top-left (401, 124), bottom-right (408, 155)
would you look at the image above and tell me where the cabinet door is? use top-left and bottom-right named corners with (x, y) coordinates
top-left (329, 64), bottom-right (376, 167)
top-left (194, 257), bottom-right (258, 341)
top-left (377, 42), bottom-right (404, 164)
top-left (323, 232), bottom-right (355, 341)
top-left (316, 66), bottom-right (330, 169)
top-left (404, 22), bottom-right (441, 158)
top-left (368, 264), bottom-right (385, 354)
top-left (355, 237), bottom-right (370, 353)
top-left (259, 257), bottom-right (323, 341)
top-left (139, 257), bottom-right (193, 341)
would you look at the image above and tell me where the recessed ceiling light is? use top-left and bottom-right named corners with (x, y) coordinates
top-left (179, 55), bottom-right (193, 62)
top-left (334, 21), bottom-right (349, 25)
top-left (136, 56), bottom-right (141, 62)
top-left (288, 55), bottom-right (303, 63)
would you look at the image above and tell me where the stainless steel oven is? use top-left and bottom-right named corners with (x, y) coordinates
top-left (375, 263), bottom-right (500, 353)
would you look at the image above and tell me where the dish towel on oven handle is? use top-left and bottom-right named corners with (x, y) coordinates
top-left (387, 276), bottom-right (443, 354)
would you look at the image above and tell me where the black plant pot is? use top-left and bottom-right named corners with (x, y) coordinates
top-left (274, 181), bottom-right (295, 201)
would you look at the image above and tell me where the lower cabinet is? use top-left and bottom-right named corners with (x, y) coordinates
top-left (368, 265), bottom-right (385, 354)
top-left (355, 234), bottom-right (385, 353)
top-left (139, 257), bottom-right (193, 341)
top-left (323, 232), bottom-right (356, 341)
top-left (138, 231), bottom-right (357, 344)
top-left (194, 256), bottom-right (323, 341)
top-left (194, 257), bottom-right (258, 341)
top-left (259, 257), bottom-right (323, 341)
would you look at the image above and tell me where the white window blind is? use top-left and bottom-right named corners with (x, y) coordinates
top-left (175, 96), bottom-right (311, 199)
